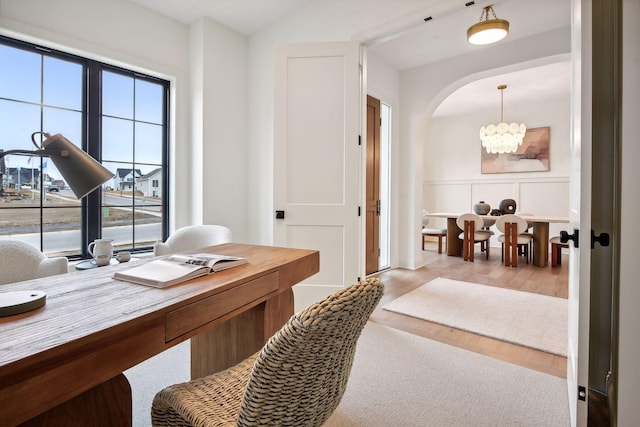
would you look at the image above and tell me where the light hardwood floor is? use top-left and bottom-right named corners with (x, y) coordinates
top-left (368, 241), bottom-right (568, 378)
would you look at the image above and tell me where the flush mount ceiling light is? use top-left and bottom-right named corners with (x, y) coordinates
top-left (479, 85), bottom-right (526, 154)
top-left (467, 4), bottom-right (509, 45)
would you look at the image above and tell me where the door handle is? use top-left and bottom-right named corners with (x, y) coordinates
top-left (275, 210), bottom-right (285, 219)
top-left (560, 229), bottom-right (579, 248)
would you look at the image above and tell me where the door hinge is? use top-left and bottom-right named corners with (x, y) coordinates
top-left (358, 134), bottom-right (362, 146)
top-left (358, 206), bottom-right (361, 216)
top-left (358, 63), bottom-right (363, 75)
top-left (357, 276), bottom-right (361, 282)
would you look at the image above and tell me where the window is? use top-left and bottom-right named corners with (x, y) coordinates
top-left (0, 36), bottom-right (169, 259)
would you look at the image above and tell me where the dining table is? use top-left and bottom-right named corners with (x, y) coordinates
top-left (426, 212), bottom-right (569, 267)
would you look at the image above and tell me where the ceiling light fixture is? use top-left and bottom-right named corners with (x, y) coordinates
top-left (479, 85), bottom-right (526, 154)
top-left (467, 4), bottom-right (509, 45)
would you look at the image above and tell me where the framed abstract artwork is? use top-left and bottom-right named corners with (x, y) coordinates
top-left (481, 126), bottom-right (550, 174)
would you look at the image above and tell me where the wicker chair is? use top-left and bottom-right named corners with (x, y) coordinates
top-left (153, 225), bottom-right (232, 256)
top-left (151, 278), bottom-right (384, 427)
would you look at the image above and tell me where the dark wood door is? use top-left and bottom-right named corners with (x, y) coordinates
top-left (366, 95), bottom-right (381, 275)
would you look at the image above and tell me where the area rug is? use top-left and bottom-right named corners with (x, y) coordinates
top-left (325, 322), bottom-right (569, 427)
top-left (382, 277), bottom-right (567, 356)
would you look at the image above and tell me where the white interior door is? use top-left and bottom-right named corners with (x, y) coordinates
top-left (570, 1), bottom-right (621, 425)
top-left (567, 1), bottom-right (591, 423)
top-left (274, 42), bottom-right (363, 309)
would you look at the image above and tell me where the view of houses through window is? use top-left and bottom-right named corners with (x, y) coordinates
top-left (0, 36), bottom-right (169, 258)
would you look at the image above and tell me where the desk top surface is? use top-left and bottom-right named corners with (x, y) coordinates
top-left (426, 212), bottom-right (569, 223)
top-left (0, 243), bottom-right (318, 368)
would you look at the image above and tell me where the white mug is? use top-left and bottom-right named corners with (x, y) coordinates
top-left (88, 239), bottom-right (113, 267)
top-left (116, 251), bottom-right (131, 263)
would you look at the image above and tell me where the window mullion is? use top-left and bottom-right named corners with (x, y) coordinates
top-left (83, 62), bottom-right (103, 256)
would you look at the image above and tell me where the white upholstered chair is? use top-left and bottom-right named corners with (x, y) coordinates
top-left (496, 214), bottom-right (533, 267)
top-left (456, 213), bottom-right (491, 262)
top-left (421, 210), bottom-right (446, 253)
top-left (0, 240), bottom-right (68, 285)
top-left (550, 236), bottom-right (569, 267)
top-left (153, 225), bottom-right (233, 256)
top-left (516, 212), bottom-right (535, 258)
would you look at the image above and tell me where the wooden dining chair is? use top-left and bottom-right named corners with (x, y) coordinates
top-left (550, 236), bottom-right (569, 267)
top-left (495, 215), bottom-right (533, 267)
top-left (456, 213), bottom-right (491, 262)
top-left (517, 212), bottom-right (535, 260)
top-left (422, 211), bottom-right (446, 253)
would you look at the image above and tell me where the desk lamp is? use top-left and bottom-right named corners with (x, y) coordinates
top-left (0, 132), bottom-right (115, 317)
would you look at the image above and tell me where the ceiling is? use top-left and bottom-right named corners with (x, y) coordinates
top-left (125, 0), bottom-right (572, 117)
top-left (127, 0), bottom-right (313, 35)
top-left (366, 0), bottom-right (570, 70)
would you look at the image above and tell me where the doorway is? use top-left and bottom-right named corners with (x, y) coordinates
top-left (366, 95), bottom-right (390, 274)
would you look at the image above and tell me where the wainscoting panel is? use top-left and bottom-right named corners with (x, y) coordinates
top-left (423, 183), bottom-right (469, 228)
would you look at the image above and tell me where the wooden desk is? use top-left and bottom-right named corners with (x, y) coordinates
top-left (426, 213), bottom-right (569, 267)
top-left (0, 243), bottom-right (319, 427)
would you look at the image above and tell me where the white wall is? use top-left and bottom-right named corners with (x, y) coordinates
top-left (191, 18), bottom-right (249, 242)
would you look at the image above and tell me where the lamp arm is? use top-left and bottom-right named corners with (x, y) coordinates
top-left (0, 149), bottom-right (67, 160)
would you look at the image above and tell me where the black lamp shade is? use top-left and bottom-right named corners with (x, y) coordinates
top-left (42, 134), bottom-right (114, 198)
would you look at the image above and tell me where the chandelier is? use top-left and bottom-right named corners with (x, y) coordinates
top-left (479, 85), bottom-right (526, 154)
top-left (467, 5), bottom-right (510, 45)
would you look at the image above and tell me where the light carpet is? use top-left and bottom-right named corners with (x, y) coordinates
top-left (382, 277), bottom-right (568, 356)
top-left (126, 322), bottom-right (569, 426)
top-left (326, 322), bottom-right (569, 426)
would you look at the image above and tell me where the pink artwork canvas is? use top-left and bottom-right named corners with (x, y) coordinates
top-left (481, 127), bottom-right (550, 174)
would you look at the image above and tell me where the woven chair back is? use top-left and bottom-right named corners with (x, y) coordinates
top-left (237, 277), bottom-right (384, 427)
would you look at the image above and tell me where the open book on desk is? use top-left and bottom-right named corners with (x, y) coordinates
top-left (112, 253), bottom-right (247, 288)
